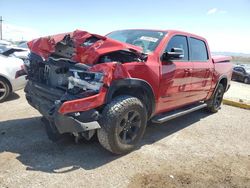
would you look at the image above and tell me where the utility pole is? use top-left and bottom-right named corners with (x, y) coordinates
top-left (0, 16), bottom-right (3, 40)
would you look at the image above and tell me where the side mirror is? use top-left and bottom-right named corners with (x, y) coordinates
top-left (162, 48), bottom-right (184, 61)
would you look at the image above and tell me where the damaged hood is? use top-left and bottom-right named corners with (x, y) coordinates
top-left (27, 30), bottom-right (144, 65)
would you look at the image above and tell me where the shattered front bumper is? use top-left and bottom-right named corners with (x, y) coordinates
top-left (25, 81), bottom-right (103, 140)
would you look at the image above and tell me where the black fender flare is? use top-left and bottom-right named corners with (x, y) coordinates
top-left (211, 75), bottom-right (228, 98)
top-left (105, 78), bottom-right (156, 117)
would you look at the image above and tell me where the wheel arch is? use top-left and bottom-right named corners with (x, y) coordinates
top-left (105, 78), bottom-right (156, 118)
top-left (211, 75), bottom-right (228, 99)
top-left (219, 76), bottom-right (228, 91)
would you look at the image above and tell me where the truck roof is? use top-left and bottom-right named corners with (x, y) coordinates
top-left (110, 29), bottom-right (207, 41)
top-left (166, 30), bottom-right (206, 40)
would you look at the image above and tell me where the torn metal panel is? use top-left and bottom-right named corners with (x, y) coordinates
top-left (58, 87), bottom-right (108, 114)
top-left (27, 30), bottom-right (145, 65)
top-left (26, 53), bottom-right (131, 115)
top-left (58, 62), bottom-right (131, 114)
top-left (90, 62), bottom-right (131, 86)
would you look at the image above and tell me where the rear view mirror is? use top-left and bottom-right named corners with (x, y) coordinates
top-left (162, 48), bottom-right (184, 61)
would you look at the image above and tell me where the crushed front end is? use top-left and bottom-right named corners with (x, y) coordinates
top-left (24, 30), bottom-right (145, 141)
top-left (25, 53), bottom-right (106, 140)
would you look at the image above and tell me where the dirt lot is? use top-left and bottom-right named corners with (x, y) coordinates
top-left (0, 90), bottom-right (250, 188)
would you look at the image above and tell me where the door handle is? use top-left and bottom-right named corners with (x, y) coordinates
top-left (184, 69), bottom-right (192, 76)
top-left (184, 68), bottom-right (192, 72)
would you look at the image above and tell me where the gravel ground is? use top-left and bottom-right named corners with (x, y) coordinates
top-left (0, 90), bottom-right (250, 188)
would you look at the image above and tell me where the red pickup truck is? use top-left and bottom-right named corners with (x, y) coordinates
top-left (25, 29), bottom-right (232, 154)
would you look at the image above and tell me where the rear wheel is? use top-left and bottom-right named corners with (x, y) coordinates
top-left (243, 77), bottom-right (249, 84)
top-left (0, 78), bottom-right (10, 102)
top-left (97, 95), bottom-right (147, 154)
top-left (206, 83), bottom-right (225, 113)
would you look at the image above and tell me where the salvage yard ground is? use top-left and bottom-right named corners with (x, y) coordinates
top-left (0, 88), bottom-right (250, 188)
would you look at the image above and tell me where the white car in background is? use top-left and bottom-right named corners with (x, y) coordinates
top-left (0, 40), bottom-right (12, 53)
top-left (0, 50), bottom-right (27, 102)
top-left (0, 40), bottom-right (29, 60)
top-left (15, 42), bottom-right (30, 60)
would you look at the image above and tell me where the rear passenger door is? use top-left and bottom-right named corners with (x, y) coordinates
top-left (189, 37), bottom-right (213, 101)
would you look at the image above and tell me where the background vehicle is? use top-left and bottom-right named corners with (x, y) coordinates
top-left (14, 42), bottom-right (30, 60)
top-left (0, 52), bottom-right (27, 102)
top-left (25, 29), bottom-right (232, 154)
top-left (232, 65), bottom-right (250, 84)
top-left (0, 40), bottom-right (12, 53)
top-left (0, 40), bottom-right (29, 61)
top-left (2, 46), bottom-right (29, 61)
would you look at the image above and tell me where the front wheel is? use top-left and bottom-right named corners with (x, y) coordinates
top-left (206, 83), bottom-right (225, 113)
top-left (97, 95), bottom-right (147, 154)
top-left (0, 78), bottom-right (10, 103)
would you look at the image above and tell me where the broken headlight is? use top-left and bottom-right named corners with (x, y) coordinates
top-left (68, 70), bottom-right (104, 92)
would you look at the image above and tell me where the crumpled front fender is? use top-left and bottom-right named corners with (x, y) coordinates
top-left (58, 62), bottom-right (131, 114)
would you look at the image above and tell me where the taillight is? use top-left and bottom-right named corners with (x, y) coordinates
top-left (15, 65), bottom-right (27, 79)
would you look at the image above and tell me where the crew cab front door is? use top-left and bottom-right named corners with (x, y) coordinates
top-left (158, 35), bottom-right (193, 112)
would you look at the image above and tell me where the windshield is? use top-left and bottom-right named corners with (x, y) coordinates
top-left (18, 42), bottom-right (28, 49)
top-left (106, 30), bottom-right (166, 53)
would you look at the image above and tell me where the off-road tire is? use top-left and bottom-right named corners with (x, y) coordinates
top-left (0, 78), bottom-right (10, 103)
top-left (97, 95), bottom-right (147, 154)
top-left (206, 83), bottom-right (225, 113)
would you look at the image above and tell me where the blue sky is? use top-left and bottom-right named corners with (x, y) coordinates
top-left (0, 0), bottom-right (250, 53)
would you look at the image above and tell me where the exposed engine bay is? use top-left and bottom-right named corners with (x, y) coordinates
top-left (26, 53), bottom-right (103, 101)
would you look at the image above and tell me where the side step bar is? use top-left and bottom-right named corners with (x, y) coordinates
top-left (152, 103), bottom-right (207, 123)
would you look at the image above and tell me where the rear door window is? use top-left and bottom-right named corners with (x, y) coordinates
top-left (190, 38), bottom-right (208, 61)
